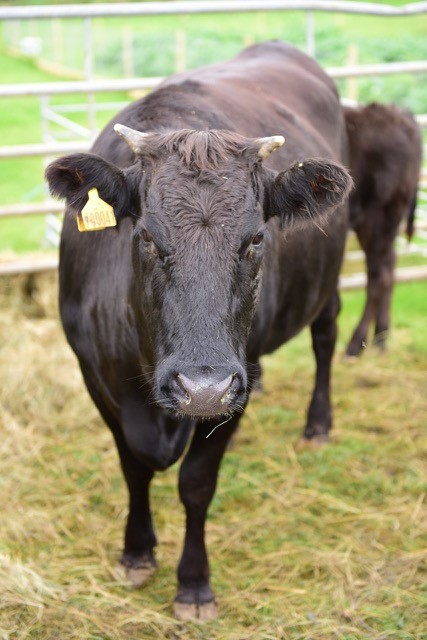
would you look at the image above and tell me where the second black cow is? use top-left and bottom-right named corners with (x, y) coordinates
top-left (344, 102), bottom-right (422, 356)
top-left (46, 41), bottom-right (352, 619)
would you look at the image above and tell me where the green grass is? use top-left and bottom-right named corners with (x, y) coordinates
top-left (0, 275), bottom-right (425, 639)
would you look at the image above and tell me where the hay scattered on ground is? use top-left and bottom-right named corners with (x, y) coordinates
top-left (0, 273), bottom-right (426, 640)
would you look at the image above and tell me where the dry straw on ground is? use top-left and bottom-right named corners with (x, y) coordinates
top-left (0, 273), bottom-right (426, 640)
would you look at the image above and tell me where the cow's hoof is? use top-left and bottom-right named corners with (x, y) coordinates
top-left (173, 584), bottom-right (218, 620)
top-left (173, 600), bottom-right (218, 621)
top-left (120, 552), bottom-right (157, 588)
top-left (295, 434), bottom-right (330, 451)
top-left (345, 348), bottom-right (362, 358)
top-left (345, 340), bottom-right (365, 357)
top-left (126, 563), bottom-right (156, 588)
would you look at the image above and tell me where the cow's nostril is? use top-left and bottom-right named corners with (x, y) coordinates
top-left (224, 373), bottom-right (244, 402)
top-left (166, 375), bottom-right (191, 405)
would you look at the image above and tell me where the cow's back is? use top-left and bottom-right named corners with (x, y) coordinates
top-left (159, 41), bottom-right (344, 162)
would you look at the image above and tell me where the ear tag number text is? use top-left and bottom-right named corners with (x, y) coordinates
top-left (77, 188), bottom-right (117, 232)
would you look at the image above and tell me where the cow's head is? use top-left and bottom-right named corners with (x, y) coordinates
top-left (46, 127), bottom-right (351, 419)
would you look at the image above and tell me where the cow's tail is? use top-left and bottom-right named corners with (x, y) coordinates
top-left (406, 190), bottom-right (418, 242)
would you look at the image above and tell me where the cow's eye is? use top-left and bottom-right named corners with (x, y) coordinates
top-left (240, 228), bottom-right (265, 261)
top-left (252, 231), bottom-right (265, 247)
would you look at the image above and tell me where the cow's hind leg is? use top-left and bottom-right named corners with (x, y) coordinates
top-left (345, 293), bottom-right (376, 357)
top-left (373, 246), bottom-right (396, 350)
top-left (174, 414), bottom-right (241, 620)
top-left (82, 372), bottom-right (157, 587)
top-left (345, 226), bottom-right (378, 357)
top-left (345, 246), bottom-right (382, 357)
top-left (346, 211), bottom-right (400, 357)
top-left (303, 290), bottom-right (340, 443)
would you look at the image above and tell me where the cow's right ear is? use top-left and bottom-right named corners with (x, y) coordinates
top-left (45, 153), bottom-right (137, 219)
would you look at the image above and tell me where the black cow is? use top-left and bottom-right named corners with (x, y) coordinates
top-left (344, 103), bottom-right (422, 356)
top-left (46, 41), bottom-right (352, 620)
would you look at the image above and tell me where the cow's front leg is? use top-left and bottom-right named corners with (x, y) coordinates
top-left (81, 373), bottom-right (157, 587)
top-left (303, 290), bottom-right (340, 443)
top-left (112, 425), bottom-right (157, 587)
top-left (118, 392), bottom-right (193, 587)
top-left (174, 414), bottom-right (241, 620)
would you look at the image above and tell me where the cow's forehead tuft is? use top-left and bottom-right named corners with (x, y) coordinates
top-left (140, 129), bottom-right (256, 171)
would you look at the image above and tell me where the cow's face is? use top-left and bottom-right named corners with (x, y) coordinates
top-left (126, 129), bottom-right (279, 418)
top-left (46, 128), bottom-right (351, 419)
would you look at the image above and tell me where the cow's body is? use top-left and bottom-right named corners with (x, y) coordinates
top-left (344, 103), bottom-right (422, 356)
top-left (46, 41), bottom-right (351, 619)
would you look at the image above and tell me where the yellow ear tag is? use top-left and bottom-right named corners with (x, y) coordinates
top-left (77, 187), bottom-right (117, 232)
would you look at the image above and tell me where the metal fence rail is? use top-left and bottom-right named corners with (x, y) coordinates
top-left (1, 0), bottom-right (427, 19)
top-left (2, 58), bottom-right (427, 97)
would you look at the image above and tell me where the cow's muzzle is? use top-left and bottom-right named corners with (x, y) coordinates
top-left (158, 366), bottom-right (246, 417)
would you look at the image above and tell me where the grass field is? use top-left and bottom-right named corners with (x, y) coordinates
top-left (0, 274), bottom-right (426, 640)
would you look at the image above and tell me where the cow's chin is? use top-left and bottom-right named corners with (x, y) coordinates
top-left (177, 402), bottom-right (243, 421)
top-left (156, 395), bottom-right (246, 421)
top-left (177, 407), bottom-right (235, 421)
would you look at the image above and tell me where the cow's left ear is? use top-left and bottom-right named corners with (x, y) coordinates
top-left (264, 159), bottom-right (353, 228)
top-left (45, 153), bottom-right (138, 220)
